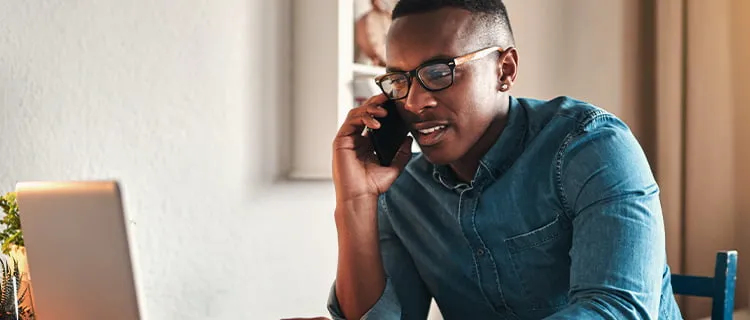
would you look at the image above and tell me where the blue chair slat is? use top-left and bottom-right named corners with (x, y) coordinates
top-left (671, 250), bottom-right (738, 320)
top-left (671, 275), bottom-right (715, 297)
top-left (713, 251), bottom-right (738, 320)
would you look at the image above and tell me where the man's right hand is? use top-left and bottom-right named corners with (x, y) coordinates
top-left (332, 94), bottom-right (413, 205)
top-left (331, 94), bottom-right (412, 320)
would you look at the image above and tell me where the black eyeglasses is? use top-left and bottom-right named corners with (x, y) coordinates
top-left (374, 46), bottom-right (504, 100)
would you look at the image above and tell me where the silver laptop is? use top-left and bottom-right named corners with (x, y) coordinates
top-left (16, 181), bottom-right (142, 320)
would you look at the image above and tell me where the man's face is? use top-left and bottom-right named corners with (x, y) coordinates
top-left (385, 8), bottom-right (504, 165)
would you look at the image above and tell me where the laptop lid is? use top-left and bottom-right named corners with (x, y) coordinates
top-left (16, 181), bottom-right (142, 320)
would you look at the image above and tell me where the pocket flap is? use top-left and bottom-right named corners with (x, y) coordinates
top-left (505, 214), bottom-right (571, 253)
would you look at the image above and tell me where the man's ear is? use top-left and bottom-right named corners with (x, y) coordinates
top-left (496, 47), bottom-right (519, 91)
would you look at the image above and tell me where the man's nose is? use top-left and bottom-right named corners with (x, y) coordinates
top-left (403, 80), bottom-right (437, 114)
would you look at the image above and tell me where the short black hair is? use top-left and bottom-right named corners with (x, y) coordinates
top-left (391, 0), bottom-right (515, 48)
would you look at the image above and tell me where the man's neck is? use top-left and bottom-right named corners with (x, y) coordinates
top-left (449, 112), bottom-right (509, 183)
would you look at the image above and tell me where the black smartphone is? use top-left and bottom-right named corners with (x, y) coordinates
top-left (369, 99), bottom-right (410, 166)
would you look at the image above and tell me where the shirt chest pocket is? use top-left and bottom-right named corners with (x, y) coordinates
top-left (504, 213), bottom-right (573, 311)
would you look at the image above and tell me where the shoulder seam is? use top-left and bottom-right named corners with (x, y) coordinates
top-left (553, 109), bottom-right (612, 220)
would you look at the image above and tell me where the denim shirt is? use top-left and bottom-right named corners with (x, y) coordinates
top-left (328, 96), bottom-right (683, 320)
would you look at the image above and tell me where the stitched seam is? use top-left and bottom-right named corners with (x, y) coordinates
top-left (456, 190), bottom-right (480, 284)
top-left (478, 160), bottom-right (496, 180)
top-left (554, 110), bottom-right (610, 220)
top-left (379, 192), bottom-right (391, 217)
top-left (504, 214), bottom-right (561, 242)
top-left (508, 232), bottom-right (563, 254)
top-left (505, 213), bottom-right (573, 252)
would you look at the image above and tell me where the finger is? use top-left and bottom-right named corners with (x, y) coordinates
top-left (390, 136), bottom-right (414, 170)
top-left (364, 104), bottom-right (387, 118)
top-left (360, 112), bottom-right (381, 129)
top-left (361, 93), bottom-right (388, 107)
top-left (336, 96), bottom-right (389, 138)
top-left (336, 107), bottom-right (374, 137)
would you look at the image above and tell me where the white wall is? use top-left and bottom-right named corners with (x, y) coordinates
top-left (0, 0), bottom-right (339, 319)
top-left (504, 0), bottom-right (648, 142)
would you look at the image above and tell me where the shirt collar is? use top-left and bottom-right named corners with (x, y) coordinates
top-left (432, 95), bottom-right (527, 189)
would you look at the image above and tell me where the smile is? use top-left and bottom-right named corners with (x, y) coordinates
top-left (414, 125), bottom-right (449, 147)
top-left (417, 125), bottom-right (446, 134)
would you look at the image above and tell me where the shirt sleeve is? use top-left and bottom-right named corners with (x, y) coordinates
top-left (327, 194), bottom-right (432, 320)
top-left (327, 278), bottom-right (400, 320)
top-left (544, 114), bottom-right (667, 319)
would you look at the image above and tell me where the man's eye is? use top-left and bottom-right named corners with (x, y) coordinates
top-left (427, 69), bottom-right (451, 79)
top-left (391, 78), bottom-right (408, 88)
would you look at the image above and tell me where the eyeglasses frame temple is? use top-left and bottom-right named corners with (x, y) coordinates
top-left (453, 46), bottom-right (505, 66)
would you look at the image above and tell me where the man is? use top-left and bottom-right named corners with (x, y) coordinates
top-left (328, 0), bottom-right (683, 319)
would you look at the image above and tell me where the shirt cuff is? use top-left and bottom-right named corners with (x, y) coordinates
top-left (327, 278), bottom-right (401, 320)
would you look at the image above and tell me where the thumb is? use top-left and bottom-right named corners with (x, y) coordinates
top-left (391, 136), bottom-right (414, 171)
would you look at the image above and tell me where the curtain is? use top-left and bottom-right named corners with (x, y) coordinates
top-left (654, 0), bottom-right (750, 318)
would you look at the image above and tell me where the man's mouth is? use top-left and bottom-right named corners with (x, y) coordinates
top-left (413, 123), bottom-right (450, 147)
top-left (417, 125), bottom-right (446, 135)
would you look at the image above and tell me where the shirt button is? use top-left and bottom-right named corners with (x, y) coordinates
top-left (476, 248), bottom-right (485, 256)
